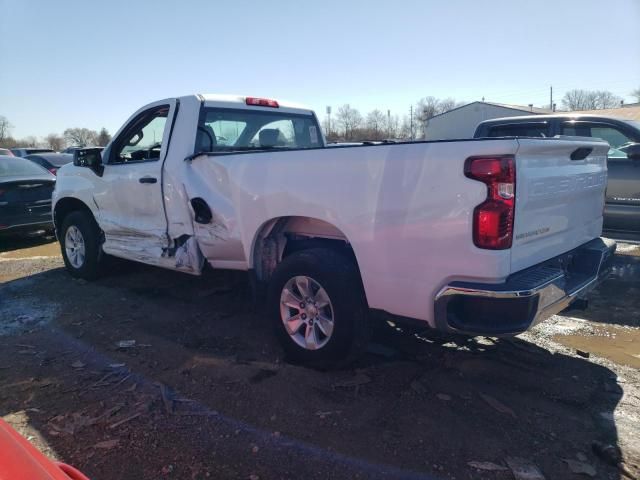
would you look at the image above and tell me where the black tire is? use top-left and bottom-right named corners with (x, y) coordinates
top-left (59, 210), bottom-right (105, 279)
top-left (268, 248), bottom-right (370, 369)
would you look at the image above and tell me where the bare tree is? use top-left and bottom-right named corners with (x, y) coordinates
top-left (415, 97), bottom-right (461, 138)
top-left (399, 115), bottom-right (415, 140)
top-left (336, 104), bottom-right (362, 140)
top-left (0, 116), bottom-right (12, 144)
top-left (632, 87), bottom-right (640, 103)
top-left (385, 113), bottom-right (400, 139)
top-left (561, 89), bottom-right (622, 111)
top-left (365, 110), bottom-right (386, 140)
top-left (593, 90), bottom-right (623, 109)
top-left (64, 127), bottom-right (98, 147)
top-left (45, 133), bottom-right (65, 151)
top-left (20, 136), bottom-right (38, 147)
top-left (96, 127), bottom-right (112, 147)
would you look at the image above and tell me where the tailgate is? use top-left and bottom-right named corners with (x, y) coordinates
top-left (511, 138), bottom-right (608, 272)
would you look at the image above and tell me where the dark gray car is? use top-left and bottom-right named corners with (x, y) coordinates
top-left (0, 155), bottom-right (55, 235)
top-left (474, 114), bottom-right (640, 241)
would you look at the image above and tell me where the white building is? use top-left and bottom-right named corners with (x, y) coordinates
top-left (424, 101), bottom-right (551, 140)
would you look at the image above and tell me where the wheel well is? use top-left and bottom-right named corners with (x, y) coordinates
top-left (252, 216), bottom-right (357, 282)
top-left (53, 198), bottom-right (96, 233)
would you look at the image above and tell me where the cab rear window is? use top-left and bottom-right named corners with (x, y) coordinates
top-left (195, 108), bottom-right (322, 153)
top-left (486, 123), bottom-right (550, 138)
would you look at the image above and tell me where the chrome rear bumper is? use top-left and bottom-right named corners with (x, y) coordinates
top-left (434, 237), bottom-right (616, 335)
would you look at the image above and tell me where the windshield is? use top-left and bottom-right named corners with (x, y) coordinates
top-left (196, 107), bottom-right (322, 153)
top-left (0, 157), bottom-right (51, 177)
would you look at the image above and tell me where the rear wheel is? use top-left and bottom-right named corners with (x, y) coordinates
top-left (268, 248), bottom-right (370, 369)
top-left (60, 211), bottom-right (105, 279)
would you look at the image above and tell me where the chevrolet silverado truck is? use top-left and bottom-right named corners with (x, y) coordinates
top-left (52, 94), bottom-right (616, 367)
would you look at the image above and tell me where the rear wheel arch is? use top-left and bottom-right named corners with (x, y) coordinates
top-left (250, 216), bottom-right (361, 283)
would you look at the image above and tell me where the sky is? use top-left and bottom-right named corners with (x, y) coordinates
top-left (1, 0), bottom-right (639, 139)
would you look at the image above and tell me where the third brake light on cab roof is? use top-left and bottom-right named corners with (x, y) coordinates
top-left (245, 97), bottom-right (279, 108)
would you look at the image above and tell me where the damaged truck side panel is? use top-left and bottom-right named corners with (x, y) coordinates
top-left (52, 93), bottom-right (614, 367)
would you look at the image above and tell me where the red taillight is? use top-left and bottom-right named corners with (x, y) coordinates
top-left (49, 168), bottom-right (57, 175)
top-left (465, 156), bottom-right (515, 250)
top-left (246, 97), bottom-right (279, 108)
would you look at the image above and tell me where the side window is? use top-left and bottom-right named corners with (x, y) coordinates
top-left (487, 123), bottom-right (549, 137)
top-left (561, 123), bottom-right (633, 159)
top-left (250, 119), bottom-right (296, 147)
top-left (111, 106), bottom-right (169, 164)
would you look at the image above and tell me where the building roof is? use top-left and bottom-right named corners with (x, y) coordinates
top-left (428, 101), bottom-right (551, 121)
top-left (566, 105), bottom-right (640, 122)
top-left (482, 101), bottom-right (552, 114)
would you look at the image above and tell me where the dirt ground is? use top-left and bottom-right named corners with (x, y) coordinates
top-left (0, 235), bottom-right (639, 480)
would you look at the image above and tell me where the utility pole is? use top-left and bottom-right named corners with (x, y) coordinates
top-left (409, 105), bottom-right (414, 140)
top-left (387, 109), bottom-right (391, 138)
top-left (549, 86), bottom-right (553, 111)
top-left (326, 106), bottom-right (331, 137)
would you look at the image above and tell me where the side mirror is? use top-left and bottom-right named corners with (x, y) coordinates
top-left (624, 143), bottom-right (640, 161)
top-left (73, 148), bottom-right (104, 176)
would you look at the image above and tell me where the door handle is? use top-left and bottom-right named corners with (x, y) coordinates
top-left (139, 177), bottom-right (157, 184)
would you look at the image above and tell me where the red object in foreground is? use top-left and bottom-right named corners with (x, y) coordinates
top-left (0, 419), bottom-right (90, 480)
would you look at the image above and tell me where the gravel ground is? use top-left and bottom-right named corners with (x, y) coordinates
top-left (0, 236), bottom-right (638, 480)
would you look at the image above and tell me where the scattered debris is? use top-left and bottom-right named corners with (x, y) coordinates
top-left (315, 411), bottom-right (340, 419)
top-left (108, 412), bottom-right (142, 430)
top-left (480, 393), bottom-right (517, 418)
top-left (116, 340), bottom-right (136, 349)
top-left (71, 361), bottom-right (85, 369)
top-left (505, 457), bottom-right (546, 480)
top-left (94, 439), bottom-right (119, 450)
top-left (332, 373), bottom-right (371, 392)
top-left (157, 383), bottom-right (174, 414)
top-left (468, 461), bottom-right (509, 471)
top-left (436, 393), bottom-right (451, 401)
top-left (108, 363), bottom-right (126, 369)
top-left (562, 458), bottom-right (596, 477)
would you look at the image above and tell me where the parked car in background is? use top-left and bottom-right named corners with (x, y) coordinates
top-left (0, 148), bottom-right (14, 156)
top-left (474, 114), bottom-right (640, 242)
top-left (0, 155), bottom-right (55, 236)
top-left (53, 94), bottom-right (614, 367)
top-left (25, 153), bottom-right (73, 175)
top-left (62, 146), bottom-right (103, 155)
top-left (10, 147), bottom-right (55, 157)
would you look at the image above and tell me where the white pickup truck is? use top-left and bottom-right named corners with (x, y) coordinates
top-left (52, 94), bottom-right (615, 367)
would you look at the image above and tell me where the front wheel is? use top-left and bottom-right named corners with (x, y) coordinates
top-left (60, 211), bottom-right (105, 279)
top-left (268, 248), bottom-right (370, 369)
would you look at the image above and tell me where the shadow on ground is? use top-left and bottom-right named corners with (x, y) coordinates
top-left (0, 233), bottom-right (57, 254)
top-left (0, 259), bottom-right (632, 479)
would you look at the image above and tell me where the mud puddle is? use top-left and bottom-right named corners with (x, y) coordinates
top-left (554, 324), bottom-right (640, 369)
